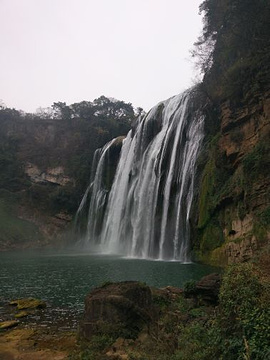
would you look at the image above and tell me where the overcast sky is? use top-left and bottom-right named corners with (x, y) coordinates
top-left (0, 0), bottom-right (203, 113)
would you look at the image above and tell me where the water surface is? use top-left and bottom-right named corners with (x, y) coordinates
top-left (0, 250), bottom-right (219, 329)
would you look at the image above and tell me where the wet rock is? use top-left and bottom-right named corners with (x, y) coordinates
top-left (80, 281), bottom-right (152, 340)
top-left (0, 320), bottom-right (19, 330)
top-left (9, 298), bottom-right (46, 310)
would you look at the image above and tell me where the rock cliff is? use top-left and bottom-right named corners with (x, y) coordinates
top-left (190, 0), bottom-right (270, 265)
top-left (194, 86), bottom-right (270, 265)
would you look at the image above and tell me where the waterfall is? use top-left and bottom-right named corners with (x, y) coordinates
top-left (77, 88), bottom-right (204, 261)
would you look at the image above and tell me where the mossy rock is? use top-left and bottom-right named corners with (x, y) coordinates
top-left (14, 310), bottom-right (29, 318)
top-left (0, 320), bottom-right (19, 330)
top-left (9, 298), bottom-right (46, 310)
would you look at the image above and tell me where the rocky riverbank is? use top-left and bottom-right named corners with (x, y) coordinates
top-left (0, 297), bottom-right (78, 360)
top-left (0, 274), bottom-right (221, 360)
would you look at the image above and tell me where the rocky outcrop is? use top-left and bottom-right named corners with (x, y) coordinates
top-left (195, 273), bottom-right (221, 304)
top-left (224, 236), bottom-right (258, 264)
top-left (79, 276), bottom-right (223, 358)
top-left (80, 282), bottom-right (153, 340)
top-left (25, 163), bottom-right (73, 186)
top-left (219, 92), bottom-right (270, 167)
top-left (196, 90), bottom-right (270, 265)
top-left (183, 273), bottom-right (222, 304)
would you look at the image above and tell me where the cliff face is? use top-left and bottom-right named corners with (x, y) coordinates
top-left (191, 0), bottom-right (270, 265)
top-left (194, 89), bottom-right (270, 265)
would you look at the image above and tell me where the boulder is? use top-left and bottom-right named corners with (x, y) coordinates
top-left (80, 281), bottom-right (152, 340)
top-left (195, 273), bottom-right (222, 304)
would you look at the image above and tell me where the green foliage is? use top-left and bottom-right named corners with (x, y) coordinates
top-left (218, 263), bottom-right (270, 359)
top-left (189, 307), bottom-right (208, 319)
top-left (200, 220), bottom-right (224, 253)
top-left (198, 133), bottom-right (235, 228)
top-left (194, 0), bottom-right (270, 101)
top-left (257, 207), bottom-right (270, 227)
top-left (152, 294), bottom-right (171, 309)
top-left (174, 262), bottom-right (270, 360)
top-left (196, 134), bottom-right (242, 254)
top-left (69, 335), bottom-right (114, 360)
top-left (49, 186), bottom-right (81, 214)
top-left (219, 263), bottom-right (261, 323)
top-left (127, 353), bottom-right (149, 360)
top-left (0, 190), bottom-right (43, 246)
top-left (175, 321), bottom-right (217, 360)
top-left (198, 153), bottom-right (216, 228)
top-left (84, 334), bottom-right (114, 352)
top-left (0, 131), bottom-right (27, 192)
top-left (252, 222), bottom-right (268, 245)
top-left (183, 280), bottom-right (197, 296)
top-left (51, 96), bottom-right (136, 123)
top-left (242, 142), bottom-right (270, 180)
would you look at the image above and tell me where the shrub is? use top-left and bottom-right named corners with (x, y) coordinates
top-left (242, 142), bottom-right (270, 180)
top-left (218, 263), bottom-right (270, 359)
top-left (183, 280), bottom-right (197, 296)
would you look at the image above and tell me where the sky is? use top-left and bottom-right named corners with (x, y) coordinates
top-left (0, 0), bottom-right (203, 113)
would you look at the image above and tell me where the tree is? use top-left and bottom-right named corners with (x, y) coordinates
top-left (35, 107), bottom-right (54, 119)
top-left (193, 0), bottom-right (270, 99)
top-left (70, 101), bottom-right (94, 120)
top-left (0, 100), bottom-right (6, 109)
top-left (92, 96), bottom-right (135, 121)
top-left (52, 101), bottom-right (72, 120)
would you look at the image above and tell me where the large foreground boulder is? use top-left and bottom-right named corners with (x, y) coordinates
top-left (183, 273), bottom-right (222, 304)
top-left (80, 281), bottom-right (153, 340)
top-left (195, 273), bottom-right (222, 304)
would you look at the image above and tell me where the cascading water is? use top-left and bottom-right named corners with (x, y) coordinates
top-left (77, 88), bottom-right (204, 261)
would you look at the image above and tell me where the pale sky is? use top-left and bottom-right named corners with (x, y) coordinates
top-left (0, 0), bottom-right (203, 113)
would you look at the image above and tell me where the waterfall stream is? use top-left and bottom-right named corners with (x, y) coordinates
top-left (76, 88), bottom-right (204, 261)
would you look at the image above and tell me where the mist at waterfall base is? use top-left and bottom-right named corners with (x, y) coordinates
top-left (76, 87), bottom-right (204, 262)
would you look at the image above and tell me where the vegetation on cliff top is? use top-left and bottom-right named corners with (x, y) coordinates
top-left (193, 0), bottom-right (270, 102)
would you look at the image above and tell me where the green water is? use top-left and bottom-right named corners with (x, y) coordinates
top-left (0, 250), bottom-right (219, 313)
